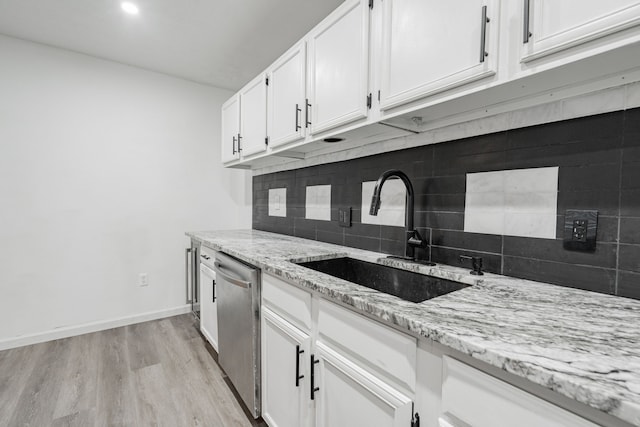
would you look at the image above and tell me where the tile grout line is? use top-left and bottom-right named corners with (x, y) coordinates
top-left (501, 234), bottom-right (505, 275)
top-left (615, 113), bottom-right (626, 295)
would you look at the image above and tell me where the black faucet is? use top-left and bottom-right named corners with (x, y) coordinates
top-left (370, 169), bottom-right (433, 264)
top-left (459, 255), bottom-right (484, 275)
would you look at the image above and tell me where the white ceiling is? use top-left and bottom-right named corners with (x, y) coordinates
top-left (0, 0), bottom-right (343, 90)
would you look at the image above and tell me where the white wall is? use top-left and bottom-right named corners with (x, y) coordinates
top-left (0, 35), bottom-right (252, 348)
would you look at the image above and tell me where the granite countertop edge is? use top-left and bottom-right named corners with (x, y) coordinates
top-left (187, 230), bottom-right (640, 426)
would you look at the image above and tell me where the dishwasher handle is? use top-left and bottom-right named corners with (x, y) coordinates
top-left (214, 261), bottom-right (251, 289)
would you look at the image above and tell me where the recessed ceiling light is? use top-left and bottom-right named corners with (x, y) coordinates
top-left (121, 2), bottom-right (139, 15)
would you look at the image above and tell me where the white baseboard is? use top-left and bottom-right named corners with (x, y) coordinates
top-left (0, 304), bottom-right (193, 351)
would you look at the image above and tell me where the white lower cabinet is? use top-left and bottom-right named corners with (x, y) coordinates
top-left (314, 341), bottom-right (413, 427)
top-left (414, 340), bottom-right (444, 427)
top-left (261, 275), bottom-right (313, 427)
top-left (261, 273), bottom-right (417, 427)
top-left (261, 273), bottom-right (601, 427)
top-left (199, 260), bottom-right (218, 351)
top-left (261, 307), bottom-right (311, 427)
top-left (440, 356), bottom-right (598, 427)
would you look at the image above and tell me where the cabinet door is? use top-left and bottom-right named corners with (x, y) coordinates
top-left (379, 0), bottom-right (498, 111)
top-left (523, 0), bottom-right (640, 62)
top-left (262, 308), bottom-right (312, 427)
top-left (268, 42), bottom-right (307, 148)
top-left (441, 356), bottom-right (599, 427)
top-left (314, 342), bottom-right (413, 427)
top-left (239, 74), bottom-right (268, 157)
top-left (221, 95), bottom-right (240, 163)
top-left (307, 0), bottom-right (370, 135)
top-left (199, 264), bottom-right (218, 351)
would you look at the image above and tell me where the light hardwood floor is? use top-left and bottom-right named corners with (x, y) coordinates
top-left (0, 314), bottom-right (266, 427)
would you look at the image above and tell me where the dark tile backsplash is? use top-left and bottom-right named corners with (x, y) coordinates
top-left (253, 108), bottom-right (640, 300)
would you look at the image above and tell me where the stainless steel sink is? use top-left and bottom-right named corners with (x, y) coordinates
top-left (295, 257), bottom-right (468, 303)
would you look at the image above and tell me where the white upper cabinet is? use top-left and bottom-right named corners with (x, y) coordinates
top-left (238, 74), bottom-right (268, 157)
top-left (221, 94), bottom-right (240, 163)
top-left (307, 0), bottom-right (370, 135)
top-left (221, 0), bottom-right (640, 169)
top-left (379, 0), bottom-right (499, 111)
top-left (522, 0), bottom-right (640, 62)
top-left (268, 41), bottom-right (307, 149)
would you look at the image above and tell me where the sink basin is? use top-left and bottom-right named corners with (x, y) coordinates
top-left (295, 257), bottom-right (469, 303)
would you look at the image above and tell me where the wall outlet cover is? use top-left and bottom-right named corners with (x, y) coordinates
top-left (139, 273), bottom-right (149, 287)
top-left (339, 207), bottom-right (352, 227)
top-left (563, 210), bottom-right (598, 252)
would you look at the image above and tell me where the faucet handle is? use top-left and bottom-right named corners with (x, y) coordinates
top-left (459, 255), bottom-right (484, 276)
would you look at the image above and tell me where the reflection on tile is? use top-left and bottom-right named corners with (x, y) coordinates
top-left (361, 180), bottom-right (405, 227)
top-left (305, 185), bottom-right (331, 221)
top-left (465, 167), bottom-right (558, 239)
top-left (268, 188), bottom-right (287, 217)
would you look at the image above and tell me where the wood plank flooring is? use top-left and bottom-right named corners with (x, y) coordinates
top-left (0, 314), bottom-right (266, 427)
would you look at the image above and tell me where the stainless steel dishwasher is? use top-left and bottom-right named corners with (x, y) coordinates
top-left (213, 252), bottom-right (261, 418)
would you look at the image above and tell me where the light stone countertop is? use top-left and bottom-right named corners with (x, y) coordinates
top-left (187, 229), bottom-right (640, 426)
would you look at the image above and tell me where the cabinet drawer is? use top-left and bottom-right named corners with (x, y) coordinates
top-left (317, 299), bottom-right (417, 393)
top-left (262, 273), bottom-right (312, 332)
top-left (441, 356), bottom-right (598, 427)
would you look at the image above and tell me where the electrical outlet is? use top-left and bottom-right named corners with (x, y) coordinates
top-left (139, 273), bottom-right (149, 287)
top-left (563, 210), bottom-right (598, 251)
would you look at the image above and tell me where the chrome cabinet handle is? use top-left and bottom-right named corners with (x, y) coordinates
top-left (479, 6), bottom-right (489, 63)
top-left (295, 103), bottom-right (301, 131)
top-left (232, 136), bottom-right (237, 155)
top-left (523, 0), bottom-right (531, 43)
top-left (214, 261), bottom-right (251, 288)
top-left (185, 248), bottom-right (193, 304)
top-left (237, 133), bottom-right (243, 152)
